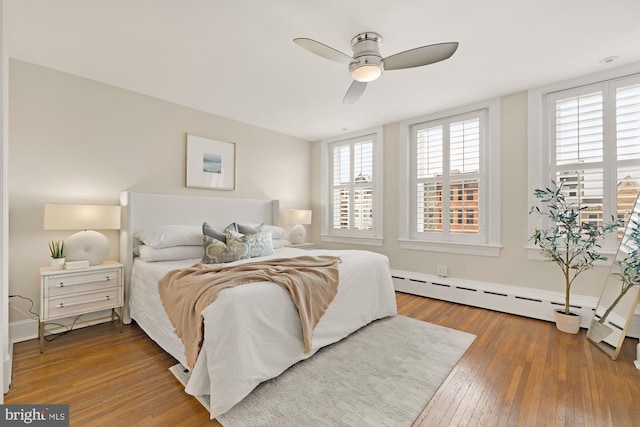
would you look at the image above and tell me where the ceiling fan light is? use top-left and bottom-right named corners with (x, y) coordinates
top-left (351, 64), bottom-right (382, 82)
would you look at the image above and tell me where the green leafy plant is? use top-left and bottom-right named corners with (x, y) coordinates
top-left (529, 181), bottom-right (619, 315)
top-left (49, 240), bottom-right (64, 259)
top-left (597, 218), bottom-right (640, 324)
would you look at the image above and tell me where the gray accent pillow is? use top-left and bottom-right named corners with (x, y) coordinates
top-left (202, 234), bottom-right (248, 264)
top-left (202, 222), bottom-right (226, 243)
top-left (237, 223), bottom-right (267, 235)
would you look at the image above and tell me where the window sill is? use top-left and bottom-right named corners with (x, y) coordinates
top-left (320, 234), bottom-right (384, 247)
top-left (398, 239), bottom-right (502, 257)
top-left (526, 245), bottom-right (615, 266)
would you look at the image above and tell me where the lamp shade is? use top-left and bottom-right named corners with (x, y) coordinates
top-left (283, 209), bottom-right (312, 225)
top-left (284, 209), bottom-right (312, 245)
top-left (43, 204), bottom-right (121, 230)
top-left (43, 204), bottom-right (121, 266)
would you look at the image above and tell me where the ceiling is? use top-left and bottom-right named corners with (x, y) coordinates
top-left (6, 0), bottom-right (640, 141)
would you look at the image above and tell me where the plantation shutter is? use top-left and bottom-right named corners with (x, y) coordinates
top-left (449, 117), bottom-right (480, 235)
top-left (548, 75), bottom-right (640, 247)
top-left (353, 141), bottom-right (373, 230)
top-left (416, 124), bottom-right (444, 233)
top-left (330, 136), bottom-right (375, 233)
top-left (616, 83), bottom-right (640, 223)
top-left (332, 144), bottom-right (350, 229)
top-left (414, 111), bottom-right (482, 239)
top-left (553, 90), bottom-right (605, 226)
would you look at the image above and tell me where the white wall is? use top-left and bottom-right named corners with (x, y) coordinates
top-left (311, 91), bottom-right (611, 299)
top-left (1, 0), bottom-right (10, 398)
top-left (8, 59), bottom-right (312, 325)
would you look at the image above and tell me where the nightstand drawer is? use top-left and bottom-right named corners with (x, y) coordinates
top-left (46, 287), bottom-right (122, 319)
top-left (44, 268), bottom-right (121, 298)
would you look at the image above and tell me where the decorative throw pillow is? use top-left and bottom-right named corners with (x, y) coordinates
top-left (226, 229), bottom-right (274, 258)
top-left (226, 222), bottom-right (239, 233)
top-left (202, 235), bottom-right (247, 264)
top-left (202, 222), bottom-right (226, 243)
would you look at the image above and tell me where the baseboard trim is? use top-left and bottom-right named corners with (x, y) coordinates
top-left (9, 318), bottom-right (38, 343)
top-left (9, 310), bottom-right (117, 344)
top-left (391, 269), bottom-right (640, 338)
top-left (3, 342), bottom-right (11, 394)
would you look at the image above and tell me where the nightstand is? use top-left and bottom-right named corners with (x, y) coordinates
top-left (39, 260), bottom-right (124, 352)
top-left (286, 243), bottom-right (317, 250)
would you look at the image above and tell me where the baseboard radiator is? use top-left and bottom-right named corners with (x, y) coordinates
top-left (391, 269), bottom-right (640, 339)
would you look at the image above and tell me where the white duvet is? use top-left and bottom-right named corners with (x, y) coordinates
top-left (129, 247), bottom-right (397, 418)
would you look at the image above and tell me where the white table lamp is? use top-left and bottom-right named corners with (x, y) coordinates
top-left (44, 204), bottom-right (121, 266)
top-left (284, 209), bottom-right (312, 245)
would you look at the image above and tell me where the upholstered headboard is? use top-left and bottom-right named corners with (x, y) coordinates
top-left (119, 191), bottom-right (280, 322)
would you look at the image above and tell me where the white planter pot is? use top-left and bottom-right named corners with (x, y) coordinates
top-left (553, 310), bottom-right (581, 334)
top-left (50, 257), bottom-right (65, 271)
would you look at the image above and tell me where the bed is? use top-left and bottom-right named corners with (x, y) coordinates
top-left (120, 192), bottom-right (397, 418)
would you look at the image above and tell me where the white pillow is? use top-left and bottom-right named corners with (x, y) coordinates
top-left (272, 238), bottom-right (288, 249)
top-left (135, 225), bottom-right (202, 248)
top-left (267, 225), bottom-right (287, 240)
top-left (138, 245), bottom-right (204, 262)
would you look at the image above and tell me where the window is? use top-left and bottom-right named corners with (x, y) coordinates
top-left (400, 100), bottom-right (501, 256)
top-left (321, 128), bottom-right (383, 246)
top-left (414, 112), bottom-right (481, 239)
top-left (531, 72), bottom-right (640, 253)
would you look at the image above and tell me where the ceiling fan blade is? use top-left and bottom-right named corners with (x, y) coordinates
top-left (343, 81), bottom-right (367, 104)
top-left (384, 42), bottom-right (459, 71)
top-left (293, 38), bottom-right (352, 65)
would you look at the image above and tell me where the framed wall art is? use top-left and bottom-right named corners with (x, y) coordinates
top-left (186, 134), bottom-right (236, 190)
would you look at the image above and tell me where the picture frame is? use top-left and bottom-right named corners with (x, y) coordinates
top-left (186, 134), bottom-right (236, 190)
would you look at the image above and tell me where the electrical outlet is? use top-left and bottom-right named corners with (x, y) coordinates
top-left (437, 265), bottom-right (448, 277)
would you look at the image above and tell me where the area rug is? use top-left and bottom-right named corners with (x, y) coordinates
top-left (170, 315), bottom-right (476, 427)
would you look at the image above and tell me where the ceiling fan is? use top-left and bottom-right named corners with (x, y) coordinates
top-left (293, 32), bottom-right (458, 104)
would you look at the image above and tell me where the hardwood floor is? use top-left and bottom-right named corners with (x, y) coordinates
top-left (6, 292), bottom-right (640, 426)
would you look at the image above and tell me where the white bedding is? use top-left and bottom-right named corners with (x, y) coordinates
top-left (129, 247), bottom-right (397, 418)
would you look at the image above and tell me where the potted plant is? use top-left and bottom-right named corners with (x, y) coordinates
top-left (49, 240), bottom-right (65, 271)
top-left (530, 181), bottom-right (619, 334)
top-left (588, 218), bottom-right (640, 342)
